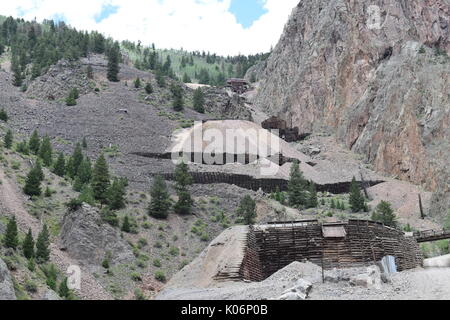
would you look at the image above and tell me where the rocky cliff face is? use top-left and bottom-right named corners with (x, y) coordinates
top-left (253, 0), bottom-right (449, 216)
top-left (0, 258), bottom-right (16, 300)
top-left (60, 204), bottom-right (134, 267)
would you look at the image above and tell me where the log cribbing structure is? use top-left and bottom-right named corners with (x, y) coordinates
top-left (414, 229), bottom-right (450, 243)
top-left (215, 220), bottom-right (423, 282)
top-left (157, 171), bottom-right (384, 195)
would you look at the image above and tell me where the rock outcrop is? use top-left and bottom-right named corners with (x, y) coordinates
top-left (0, 258), bottom-right (16, 300)
top-left (253, 0), bottom-right (449, 216)
top-left (60, 204), bottom-right (134, 267)
top-left (204, 87), bottom-right (252, 120)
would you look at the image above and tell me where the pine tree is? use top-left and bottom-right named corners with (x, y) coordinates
top-left (236, 195), bottom-right (257, 225)
top-left (173, 162), bottom-right (193, 215)
top-left (24, 163), bottom-right (43, 196)
top-left (107, 178), bottom-right (127, 210)
top-left (170, 84), bottom-right (184, 111)
top-left (121, 216), bottom-right (131, 233)
top-left (82, 137), bottom-right (88, 149)
top-left (35, 161), bottom-right (44, 182)
top-left (22, 228), bottom-right (35, 259)
top-left (91, 154), bottom-right (110, 204)
top-left (29, 130), bottom-right (41, 155)
top-left (349, 177), bottom-right (365, 213)
top-left (3, 216), bottom-right (18, 249)
top-left (68, 143), bottom-right (83, 179)
top-left (53, 152), bottom-right (66, 177)
top-left (78, 184), bottom-right (96, 206)
top-left (148, 175), bottom-right (171, 219)
top-left (134, 77), bottom-right (141, 88)
top-left (331, 199), bottom-right (336, 209)
top-left (0, 109), bottom-right (8, 122)
top-left (145, 82), bottom-right (153, 94)
top-left (35, 224), bottom-right (50, 263)
top-left (39, 135), bottom-right (53, 167)
top-left (4, 129), bottom-right (13, 149)
top-left (288, 161), bottom-right (308, 208)
top-left (193, 87), bottom-right (205, 113)
top-left (73, 158), bottom-right (92, 191)
top-left (307, 183), bottom-right (318, 208)
top-left (372, 201), bottom-right (397, 227)
top-left (182, 73), bottom-right (191, 83)
top-left (65, 91), bottom-right (77, 106)
top-left (156, 69), bottom-right (166, 87)
top-left (107, 42), bottom-right (120, 82)
top-left (58, 277), bottom-right (71, 299)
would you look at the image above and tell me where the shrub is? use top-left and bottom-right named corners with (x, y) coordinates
top-left (153, 259), bottom-right (161, 267)
top-left (154, 271), bottom-right (166, 283)
top-left (130, 272), bottom-right (142, 282)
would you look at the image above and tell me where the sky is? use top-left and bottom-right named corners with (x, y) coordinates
top-left (0, 0), bottom-right (299, 56)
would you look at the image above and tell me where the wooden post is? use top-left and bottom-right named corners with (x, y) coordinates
top-left (418, 194), bottom-right (425, 220)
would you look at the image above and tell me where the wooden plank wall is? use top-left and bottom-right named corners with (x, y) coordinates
top-left (238, 220), bottom-right (423, 281)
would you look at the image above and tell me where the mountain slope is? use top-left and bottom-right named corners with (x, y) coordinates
top-left (253, 0), bottom-right (449, 219)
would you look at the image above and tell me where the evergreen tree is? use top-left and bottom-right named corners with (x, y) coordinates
top-left (236, 195), bottom-right (257, 225)
top-left (372, 201), bottom-right (397, 227)
top-left (4, 129), bottom-right (13, 149)
top-left (107, 178), bottom-right (127, 210)
top-left (173, 162), bottom-right (193, 215)
top-left (68, 143), bottom-right (84, 179)
top-left (144, 82), bottom-right (153, 94)
top-left (134, 77), bottom-right (141, 88)
top-left (349, 177), bottom-right (366, 213)
top-left (73, 157), bottom-right (92, 191)
top-left (91, 154), bottom-right (110, 204)
top-left (82, 137), bottom-right (88, 149)
top-left (3, 216), bottom-right (18, 249)
top-left (78, 184), bottom-right (96, 206)
top-left (107, 42), bottom-right (120, 82)
top-left (170, 84), bottom-right (184, 111)
top-left (29, 130), bottom-right (41, 155)
top-left (121, 216), bottom-right (131, 233)
top-left (53, 152), bottom-right (66, 177)
top-left (22, 228), bottom-right (35, 259)
top-left (148, 175), bottom-right (171, 219)
top-left (35, 161), bottom-right (44, 182)
top-left (11, 57), bottom-right (23, 87)
top-left (24, 163), bottom-right (43, 196)
top-left (35, 224), bottom-right (50, 263)
top-left (331, 199), bottom-right (336, 209)
top-left (307, 183), bottom-right (318, 208)
top-left (193, 87), bottom-right (205, 113)
top-left (38, 135), bottom-right (53, 167)
top-left (156, 69), bottom-right (166, 87)
top-left (16, 140), bottom-right (30, 155)
top-left (65, 88), bottom-right (78, 106)
top-left (288, 161), bottom-right (308, 208)
top-left (182, 73), bottom-right (191, 83)
top-left (58, 277), bottom-right (71, 299)
top-left (0, 109), bottom-right (8, 122)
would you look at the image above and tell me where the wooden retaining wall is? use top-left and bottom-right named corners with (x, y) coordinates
top-left (158, 172), bottom-right (384, 195)
top-left (238, 220), bottom-right (423, 282)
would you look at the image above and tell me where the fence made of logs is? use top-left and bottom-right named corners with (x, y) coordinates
top-left (158, 171), bottom-right (384, 195)
top-left (236, 220), bottom-right (423, 282)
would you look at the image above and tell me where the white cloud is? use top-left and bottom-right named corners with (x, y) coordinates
top-left (0, 0), bottom-right (299, 55)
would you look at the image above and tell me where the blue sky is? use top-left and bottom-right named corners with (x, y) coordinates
top-left (1, 0), bottom-right (299, 55)
top-left (229, 0), bottom-right (268, 29)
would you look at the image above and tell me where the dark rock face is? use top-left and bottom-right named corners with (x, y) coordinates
top-left (204, 87), bottom-right (252, 120)
top-left (0, 258), bottom-right (16, 300)
top-left (253, 0), bottom-right (449, 213)
top-left (60, 204), bottom-right (134, 267)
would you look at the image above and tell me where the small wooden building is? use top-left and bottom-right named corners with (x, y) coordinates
top-left (226, 78), bottom-right (250, 94)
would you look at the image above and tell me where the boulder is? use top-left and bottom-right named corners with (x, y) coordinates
top-left (0, 258), bottom-right (16, 300)
top-left (278, 279), bottom-right (313, 300)
top-left (60, 204), bottom-right (134, 267)
top-left (350, 266), bottom-right (382, 289)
